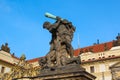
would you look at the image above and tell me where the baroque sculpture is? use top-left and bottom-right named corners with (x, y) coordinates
top-left (2, 54), bottom-right (40, 80)
top-left (39, 13), bottom-right (81, 70)
top-left (1, 43), bottom-right (10, 53)
top-left (113, 33), bottom-right (120, 46)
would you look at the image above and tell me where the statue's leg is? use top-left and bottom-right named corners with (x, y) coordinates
top-left (55, 37), bottom-right (62, 66)
top-left (56, 49), bottom-right (62, 66)
top-left (63, 34), bottom-right (74, 58)
top-left (70, 45), bottom-right (74, 57)
top-left (66, 43), bottom-right (74, 58)
top-left (46, 53), bottom-right (52, 67)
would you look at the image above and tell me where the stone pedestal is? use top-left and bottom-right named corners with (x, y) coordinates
top-left (17, 64), bottom-right (96, 80)
top-left (33, 70), bottom-right (96, 80)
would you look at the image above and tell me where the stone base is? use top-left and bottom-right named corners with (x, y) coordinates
top-left (14, 64), bottom-right (96, 80)
top-left (33, 71), bottom-right (96, 80)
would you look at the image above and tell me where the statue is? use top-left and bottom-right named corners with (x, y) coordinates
top-left (39, 13), bottom-right (80, 69)
top-left (113, 33), bottom-right (120, 46)
top-left (1, 43), bottom-right (10, 53)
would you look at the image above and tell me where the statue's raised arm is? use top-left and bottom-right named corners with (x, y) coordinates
top-left (45, 12), bottom-right (63, 21)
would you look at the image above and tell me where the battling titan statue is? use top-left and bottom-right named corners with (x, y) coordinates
top-left (39, 13), bottom-right (80, 70)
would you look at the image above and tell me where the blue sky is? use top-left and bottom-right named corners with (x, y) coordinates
top-left (0, 0), bottom-right (120, 60)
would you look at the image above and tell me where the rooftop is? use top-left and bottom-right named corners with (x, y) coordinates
top-left (74, 41), bottom-right (113, 56)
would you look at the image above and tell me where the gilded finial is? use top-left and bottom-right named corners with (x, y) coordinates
top-left (20, 54), bottom-right (26, 60)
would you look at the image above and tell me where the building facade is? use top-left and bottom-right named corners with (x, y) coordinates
top-left (0, 43), bottom-right (19, 78)
top-left (0, 50), bottom-right (19, 78)
top-left (80, 46), bottom-right (120, 80)
top-left (73, 34), bottom-right (120, 80)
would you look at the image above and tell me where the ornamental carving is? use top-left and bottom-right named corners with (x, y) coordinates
top-left (1, 54), bottom-right (40, 80)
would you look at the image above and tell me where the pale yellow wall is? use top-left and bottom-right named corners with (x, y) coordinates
top-left (0, 61), bottom-right (12, 73)
top-left (4, 67), bottom-right (11, 73)
top-left (80, 46), bottom-right (120, 80)
top-left (30, 61), bottom-right (39, 67)
top-left (0, 51), bottom-right (14, 64)
top-left (81, 61), bottom-right (115, 80)
top-left (0, 50), bottom-right (19, 75)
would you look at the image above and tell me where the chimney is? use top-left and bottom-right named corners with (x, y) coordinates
top-left (97, 39), bottom-right (100, 44)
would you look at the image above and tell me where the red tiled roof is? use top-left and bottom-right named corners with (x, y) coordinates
top-left (74, 41), bottom-right (113, 56)
top-left (27, 57), bottom-right (40, 63)
top-left (74, 49), bottom-right (80, 56)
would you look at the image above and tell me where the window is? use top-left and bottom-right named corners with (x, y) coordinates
top-left (90, 66), bottom-right (94, 73)
top-left (1, 66), bottom-right (5, 73)
top-left (99, 64), bottom-right (105, 72)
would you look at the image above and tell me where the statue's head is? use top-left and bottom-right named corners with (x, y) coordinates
top-left (43, 21), bottom-right (51, 30)
top-left (62, 19), bottom-right (69, 24)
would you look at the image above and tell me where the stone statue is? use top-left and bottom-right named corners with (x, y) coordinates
top-left (39, 13), bottom-right (80, 70)
top-left (32, 13), bottom-right (96, 80)
top-left (113, 33), bottom-right (120, 46)
top-left (1, 43), bottom-right (10, 53)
